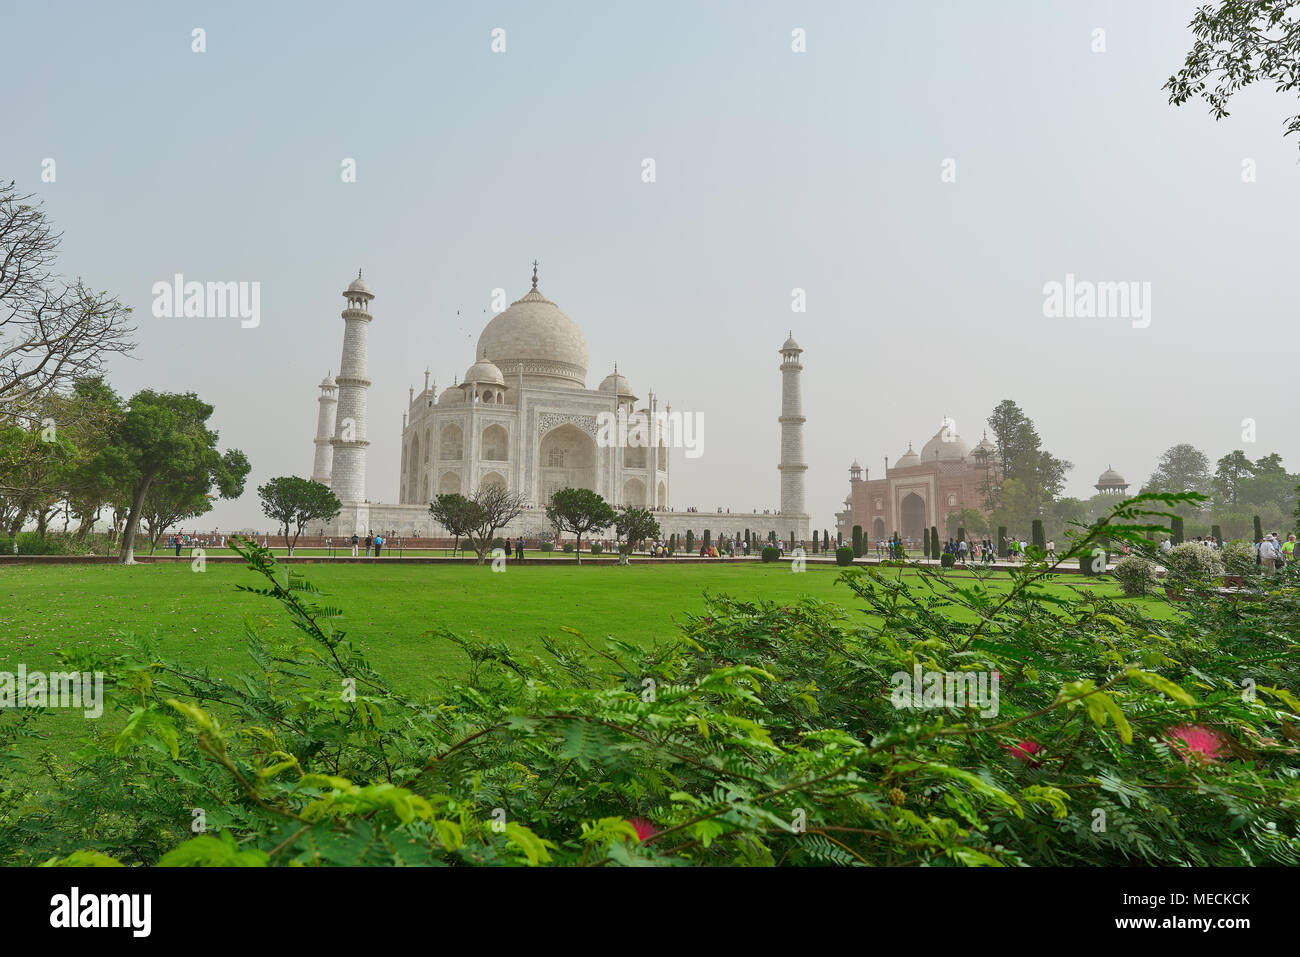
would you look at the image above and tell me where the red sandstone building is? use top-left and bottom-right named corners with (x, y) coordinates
top-left (835, 421), bottom-right (998, 545)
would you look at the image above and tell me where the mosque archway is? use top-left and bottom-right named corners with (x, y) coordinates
top-left (480, 471), bottom-right (506, 492)
top-left (657, 481), bottom-right (666, 507)
top-left (900, 493), bottom-right (926, 541)
top-left (438, 471), bottom-right (460, 495)
top-left (623, 478), bottom-right (646, 507)
top-left (421, 474), bottom-right (429, 503)
top-left (872, 517), bottom-right (885, 541)
top-left (539, 424), bottom-right (597, 499)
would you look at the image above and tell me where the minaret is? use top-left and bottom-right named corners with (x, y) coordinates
top-left (311, 372), bottom-right (337, 486)
top-left (778, 331), bottom-right (807, 517)
top-left (330, 271), bottom-right (374, 504)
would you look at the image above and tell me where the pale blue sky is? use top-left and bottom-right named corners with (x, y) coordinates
top-left (4, 0), bottom-right (1298, 531)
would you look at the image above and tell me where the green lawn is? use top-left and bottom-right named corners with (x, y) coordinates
top-left (0, 560), bottom-right (1156, 694)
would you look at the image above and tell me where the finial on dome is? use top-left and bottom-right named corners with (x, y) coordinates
top-left (531, 259), bottom-right (539, 290)
top-left (357, 268), bottom-right (362, 279)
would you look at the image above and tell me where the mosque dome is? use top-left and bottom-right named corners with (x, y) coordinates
top-left (598, 368), bottom-right (635, 398)
top-left (1097, 467), bottom-right (1127, 486)
top-left (895, 443), bottom-right (921, 468)
top-left (972, 432), bottom-right (996, 457)
top-left (919, 423), bottom-right (970, 462)
top-left (463, 356), bottom-right (504, 386)
top-left (437, 386), bottom-right (463, 405)
top-left (476, 266), bottom-right (588, 387)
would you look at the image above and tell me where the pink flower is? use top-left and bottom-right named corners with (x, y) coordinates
top-left (1003, 739), bottom-right (1045, 768)
top-left (1164, 724), bottom-right (1226, 765)
top-left (628, 818), bottom-right (659, 842)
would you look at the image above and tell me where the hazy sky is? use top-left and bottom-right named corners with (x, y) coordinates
top-left (5, 0), bottom-right (1298, 532)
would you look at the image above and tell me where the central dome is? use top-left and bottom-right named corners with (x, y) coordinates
top-left (919, 423), bottom-right (971, 462)
top-left (475, 275), bottom-right (589, 388)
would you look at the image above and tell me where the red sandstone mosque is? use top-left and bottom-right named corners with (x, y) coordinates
top-left (834, 420), bottom-right (997, 544)
top-left (835, 419), bottom-right (1132, 545)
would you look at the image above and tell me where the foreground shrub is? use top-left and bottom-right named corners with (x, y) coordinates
top-left (1164, 542), bottom-right (1225, 585)
top-left (940, 552), bottom-right (956, 568)
top-left (539, 542), bottom-right (554, 552)
top-left (1112, 554), bottom-right (1159, 597)
top-left (589, 542), bottom-right (603, 555)
top-left (835, 545), bottom-right (853, 566)
top-left (761, 545), bottom-right (781, 563)
top-left (3, 493), bottom-right (1298, 868)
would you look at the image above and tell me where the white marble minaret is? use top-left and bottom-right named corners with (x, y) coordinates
top-left (778, 332), bottom-right (807, 518)
top-left (330, 272), bottom-right (373, 505)
top-left (312, 372), bottom-right (337, 486)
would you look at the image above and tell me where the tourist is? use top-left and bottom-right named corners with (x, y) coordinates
top-left (516, 537), bottom-right (524, 560)
top-left (351, 533), bottom-right (359, 557)
top-left (1258, 534), bottom-right (1278, 575)
top-left (364, 533), bottom-right (373, 556)
top-left (1284, 534), bottom-right (1296, 565)
top-left (1046, 539), bottom-right (1056, 560)
top-left (374, 534), bottom-right (383, 557)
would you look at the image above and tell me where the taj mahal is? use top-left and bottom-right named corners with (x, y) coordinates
top-left (309, 264), bottom-right (812, 543)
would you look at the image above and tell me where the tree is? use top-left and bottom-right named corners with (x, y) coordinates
top-left (686, 529), bottom-right (695, 552)
top-left (545, 487), bottom-right (615, 564)
top-left (258, 476), bottom-right (341, 556)
top-left (0, 181), bottom-right (134, 421)
top-left (103, 391), bottom-right (247, 564)
top-left (852, 524), bottom-right (863, 558)
top-left (615, 506), bottom-right (660, 565)
top-left (1172, 516), bottom-right (1185, 546)
top-left (429, 493), bottom-right (477, 555)
top-left (147, 449), bottom-right (250, 553)
top-left (462, 485), bottom-right (528, 564)
top-left (1146, 444), bottom-right (1211, 494)
top-left (984, 400), bottom-right (1071, 524)
top-left (930, 526), bottom-right (940, 562)
top-left (1214, 450), bottom-right (1255, 505)
top-left (1031, 518), bottom-right (1045, 552)
top-left (946, 507), bottom-right (987, 539)
top-left (1254, 514), bottom-right (1264, 544)
top-left (1166, 0), bottom-right (1300, 152)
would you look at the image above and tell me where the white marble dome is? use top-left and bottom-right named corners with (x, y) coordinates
top-left (345, 274), bottom-right (373, 297)
top-left (895, 443), bottom-right (921, 468)
top-left (919, 424), bottom-right (970, 462)
top-left (476, 283), bottom-right (589, 387)
top-left (437, 386), bottom-right (463, 405)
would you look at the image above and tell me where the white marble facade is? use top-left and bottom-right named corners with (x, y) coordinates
top-left (313, 264), bottom-right (811, 544)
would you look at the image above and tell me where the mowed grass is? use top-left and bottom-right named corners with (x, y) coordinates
top-left (0, 561), bottom-right (1160, 697)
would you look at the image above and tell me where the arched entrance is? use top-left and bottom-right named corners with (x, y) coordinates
top-left (623, 477), bottom-right (646, 507)
top-left (900, 492), bottom-right (926, 541)
top-left (872, 517), bottom-right (885, 542)
top-left (539, 424), bottom-right (597, 503)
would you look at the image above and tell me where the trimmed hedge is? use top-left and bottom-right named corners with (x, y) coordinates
top-left (835, 545), bottom-right (854, 566)
top-left (761, 546), bottom-right (781, 563)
